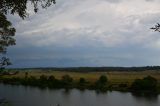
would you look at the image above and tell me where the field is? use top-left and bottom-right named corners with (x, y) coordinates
top-left (4, 69), bottom-right (160, 86)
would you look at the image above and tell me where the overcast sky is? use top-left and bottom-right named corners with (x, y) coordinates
top-left (6, 0), bottom-right (160, 68)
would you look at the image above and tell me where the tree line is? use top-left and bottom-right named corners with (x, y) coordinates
top-left (0, 74), bottom-right (158, 94)
top-left (10, 66), bottom-right (160, 72)
top-left (0, 74), bottom-right (108, 91)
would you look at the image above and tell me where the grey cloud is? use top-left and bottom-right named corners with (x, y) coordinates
top-left (138, 13), bottom-right (160, 25)
top-left (145, 0), bottom-right (155, 2)
top-left (8, 41), bottom-right (160, 68)
top-left (103, 0), bottom-right (121, 3)
top-left (6, 0), bottom-right (160, 68)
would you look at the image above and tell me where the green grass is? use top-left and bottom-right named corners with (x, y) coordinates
top-left (4, 69), bottom-right (160, 85)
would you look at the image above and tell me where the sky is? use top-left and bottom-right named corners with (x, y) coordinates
top-left (6, 0), bottom-right (160, 68)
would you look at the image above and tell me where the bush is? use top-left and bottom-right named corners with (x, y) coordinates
top-left (48, 75), bottom-right (55, 82)
top-left (119, 84), bottom-right (127, 88)
top-left (25, 72), bottom-right (28, 79)
top-left (98, 75), bottom-right (108, 84)
top-left (130, 76), bottom-right (157, 92)
top-left (40, 75), bottom-right (47, 82)
top-left (79, 77), bottom-right (86, 84)
top-left (61, 75), bottom-right (73, 87)
top-left (27, 76), bottom-right (38, 86)
top-left (47, 75), bottom-right (56, 88)
top-left (143, 76), bottom-right (157, 90)
top-left (94, 75), bottom-right (108, 91)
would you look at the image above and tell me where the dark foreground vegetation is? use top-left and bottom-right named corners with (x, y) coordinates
top-left (0, 74), bottom-right (108, 90)
top-left (0, 74), bottom-right (159, 95)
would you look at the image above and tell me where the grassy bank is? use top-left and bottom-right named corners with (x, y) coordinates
top-left (3, 69), bottom-right (160, 84)
top-left (1, 69), bottom-right (160, 93)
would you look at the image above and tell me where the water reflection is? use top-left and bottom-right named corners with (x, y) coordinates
top-left (0, 99), bottom-right (12, 106)
top-left (132, 92), bottom-right (158, 99)
top-left (131, 92), bottom-right (159, 106)
top-left (0, 84), bottom-right (160, 106)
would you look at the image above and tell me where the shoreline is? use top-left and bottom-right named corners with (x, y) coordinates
top-left (0, 72), bottom-right (159, 95)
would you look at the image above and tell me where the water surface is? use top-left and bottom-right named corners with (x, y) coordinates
top-left (0, 84), bottom-right (160, 106)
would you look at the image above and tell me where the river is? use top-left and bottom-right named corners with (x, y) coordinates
top-left (0, 84), bottom-right (160, 106)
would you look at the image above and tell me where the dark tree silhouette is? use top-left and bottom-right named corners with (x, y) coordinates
top-left (0, 57), bottom-right (11, 71)
top-left (0, 0), bottom-right (56, 70)
top-left (0, 0), bottom-right (56, 19)
top-left (61, 75), bottom-right (73, 86)
top-left (151, 23), bottom-right (160, 32)
top-left (0, 13), bottom-right (15, 53)
top-left (0, 13), bottom-right (15, 70)
top-left (130, 76), bottom-right (157, 92)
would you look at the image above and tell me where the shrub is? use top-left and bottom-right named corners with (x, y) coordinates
top-left (130, 76), bottom-right (157, 92)
top-left (47, 75), bottom-right (56, 88)
top-left (25, 72), bottom-right (28, 79)
top-left (61, 75), bottom-right (73, 87)
top-left (98, 75), bottom-right (108, 84)
top-left (79, 77), bottom-right (86, 84)
top-left (27, 76), bottom-right (38, 86)
top-left (48, 75), bottom-right (55, 82)
top-left (94, 75), bottom-right (108, 91)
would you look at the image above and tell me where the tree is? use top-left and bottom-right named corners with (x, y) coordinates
top-left (0, 0), bottom-right (56, 19)
top-left (0, 0), bottom-right (56, 69)
top-left (25, 72), bottom-right (29, 79)
top-left (47, 75), bottom-right (56, 88)
top-left (130, 76), bottom-right (157, 92)
top-left (61, 75), bottom-right (73, 86)
top-left (0, 13), bottom-right (15, 70)
top-left (94, 75), bottom-right (108, 90)
top-left (0, 57), bottom-right (11, 71)
top-left (79, 77), bottom-right (86, 84)
top-left (98, 75), bottom-right (108, 84)
top-left (151, 23), bottom-right (160, 32)
top-left (39, 75), bottom-right (48, 83)
top-left (48, 75), bottom-right (55, 82)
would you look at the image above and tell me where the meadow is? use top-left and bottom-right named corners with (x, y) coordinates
top-left (4, 69), bottom-right (160, 86)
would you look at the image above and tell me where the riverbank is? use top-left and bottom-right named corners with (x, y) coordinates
top-left (2, 69), bottom-right (160, 84)
top-left (0, 69), bottom-right (160, 94)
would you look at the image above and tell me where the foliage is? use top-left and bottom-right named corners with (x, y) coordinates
top-left (0, 13), bottom-right (15, 70)
top-left (61, 75), bottom-right (73, 87)
top-left (79, 77), bottom-right (86, 84)
top-left (0, 74), bottom-right (159, 94)
top-left (0, 0), bottom-right (56, 19)
top-left (0, 57), bottom-right (11, 71)
top-left (47, 75), bottom-right (57, 88)
top-left (94, 75), bottom-right (108, 91)
top-left (40, 75), bottom-right (47, 82)
top-left (26, 76), bottom-right (38, 86)
top-left (151, 23), bottom-right (160, 32)
top-left (130, 76), bottom-right (158, 92)
top-left (0, 0), bottom-right (56, 70)
top-left (25, 72), bottom-right (28, 79)
top-left (48, 75), bottom-right (55, 82)
top-left (98, 75), bottom-right (108, 84)
top-left (25, 66), bottom-right (160, 72)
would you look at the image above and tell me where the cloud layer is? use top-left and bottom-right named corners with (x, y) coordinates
top-left (7, 0), bottom-right (160, 68)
